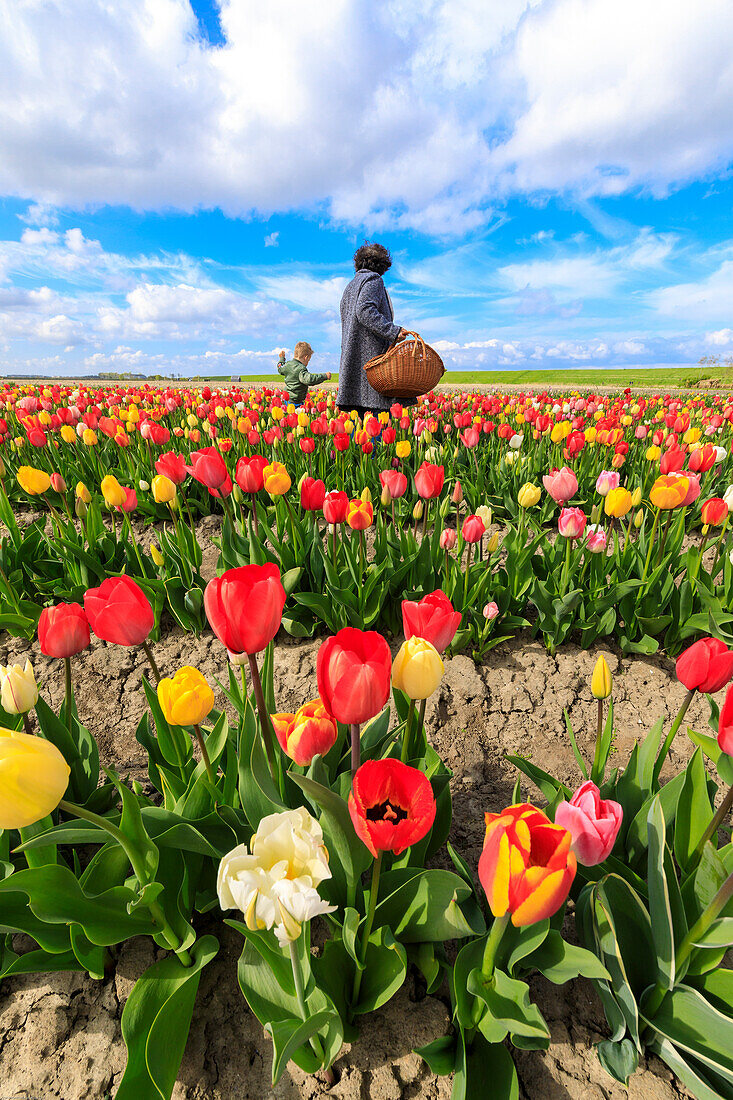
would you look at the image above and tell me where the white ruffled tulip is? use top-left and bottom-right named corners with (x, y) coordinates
top-left (217, 808), bottom-right (335, 945)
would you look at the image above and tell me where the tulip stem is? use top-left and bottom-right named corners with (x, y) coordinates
top-left (193, 724), bottom-right (217, 789)
top-left (652, 688), bottom-right (695, 788)
top-left (641, 507), bottom-right (661, 582)
top-left (122, 511), bottom-right (147, 579)
top-left (693, 780), bottom-right (733, 863)
top-left (288, 939), bottom-right (334, 1083)
top-left (351, 851), bottom-right (383, 1011)
top-left (247, 653), bottom-right (280, 790)
top-left (462, 544), bottom-right (473, 608)
top-left (21, 712), bottom-right (34, 737)
top-left (479, 913), bottom-right (510, 990)
top-left (141, 640), bottom-right (161, 683)
top-left (63, 657), bottom-right (73, 738)
top-left (401, 701), bottom-right (416, 763)
top-left (58, 798), bottom-right (191, 966)
top-left (350, 723), bottom-right (361, 776)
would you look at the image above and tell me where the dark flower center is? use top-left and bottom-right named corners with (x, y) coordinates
top-left (366, 799), bottom-right (408, 824)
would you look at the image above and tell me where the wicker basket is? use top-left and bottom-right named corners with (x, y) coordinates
top-left (363, 330), bottom-right (445, 403)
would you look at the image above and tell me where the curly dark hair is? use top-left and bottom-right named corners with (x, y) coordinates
top-left (353, 241), bottom-right (392, 275)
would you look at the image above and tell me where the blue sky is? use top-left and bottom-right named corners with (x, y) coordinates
top-left (0, 0), bottom-right (732, 377)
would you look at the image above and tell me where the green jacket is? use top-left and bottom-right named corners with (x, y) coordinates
top-left (277, 358), bottom-right (329, 404)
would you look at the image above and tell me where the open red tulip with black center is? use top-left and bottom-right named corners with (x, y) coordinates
top-left (348, 758), bottom-right (436, 858)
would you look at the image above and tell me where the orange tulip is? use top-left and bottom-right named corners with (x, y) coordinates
top-left (478, 803), bottom-right (576, 927)
top-left (271, 699), bottom-right (338, 766)
top-left (649, 474), bottom-right (689, 510)
top-left (346, 498), bottom-right (373, 530)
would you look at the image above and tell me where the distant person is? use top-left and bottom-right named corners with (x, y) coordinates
top-left (277, 342), bottom-right (331, 407)
top-left (338, 242), bottom-right (409, 419)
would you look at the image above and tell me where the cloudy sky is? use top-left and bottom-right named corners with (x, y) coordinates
top-left (0, 0), bottom-right (732, 377)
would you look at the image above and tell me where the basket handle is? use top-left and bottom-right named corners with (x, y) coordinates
top-left (395, 330), bottom-right (427, 359)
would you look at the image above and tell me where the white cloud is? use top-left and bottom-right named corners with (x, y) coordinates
top-left (0, 0), bottom-right (731, 231)
top-left (498, 255), bottom-right (619, 296)
top-left (264, 232), bottom-right (279, 247)
top-left (707, 328), bottom-right (733, 346)
top-left (648, 260), bottom-right (733, 322)
top-left (257, 274), bottom-right (348, 312)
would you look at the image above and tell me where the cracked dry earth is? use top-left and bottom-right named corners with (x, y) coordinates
top-left (0, 624), bottom-right (707, 1100)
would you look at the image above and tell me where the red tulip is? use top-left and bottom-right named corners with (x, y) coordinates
top-left (323, 490), bottom-right (349, 524)
top-left (84, 576), bottom-right (154, 646)
top-left (402, 590), bottom-right (461, 653)
top-left (380, 470), bottom-right (408, 499)
top-left (718, 682), bottom-right (733, 754)
top-left (235, 455), bottom-right (267, 493)
top-left (119, 486), bottom-right (137, 513)
top-left (414, 462), bottom-right (445, 500)
top-left (461, 514), bottom-right (485, 543)
top-left (348, 758), bottom-right (436, 858)
top-left (676, 637), bottom-right (733, 694)
top-left (689, 444), bottom-right (716, 472)
top-left (701, 498), bottom-right (728, 527)
top-left (317, 627), bottom-right (392, 725)
top-left (186, 446), bottom-right (228, 489)
top-left (38, 603), bottom-right (90, 658)
top-left (155, 451), bottom-right (188, 484)
top-left (300, 476), bottom-right (326, 512)
top-left (204, 564), bottom-right (286, 656)
top-left (334, 433), bottom-right (350, 452)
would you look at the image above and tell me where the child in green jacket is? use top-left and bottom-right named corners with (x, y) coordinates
top-left (277, 342), bottom-right (331, 406)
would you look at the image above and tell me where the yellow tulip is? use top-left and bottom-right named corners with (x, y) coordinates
top-left (518, 483), bottom-right (541, 508)
top-left (392, 637), bottom-right (444, 700)
top-left (486, 531), bottom-right (500, 553)
top-left (271, 406), bottom-right (284, 422)
top-left (76, 481), bottom-right (91, 504)
top-left (591, 656), bottom-right (612, 700)
top-left (645, 445), bottom-right (661, 461)
top-left (604, 487), bottom-right (633, 518)
top-left (150, 542), bottom-right (165, 568)
top-left (0, 728), bottom-right (70, 829)
top-left (157, 666), bottom-right (215, 727)
top-left (396, 441), bottom-right (411, 459)
top-left (476, 505), bottom-right (492, 527)
top-left (60, 424), bottom-right (76, 444)
top-left (17, 466), bottom-right (51, 495)
top-left (631, 486), bottom-right (642, 507)
top-left (0, 660), bottom-right (38, 714)
top-left (152, 474), bottom-right (176, 504)
top-left (263, 461), bottom-right (291, 496)
top-left (83, 429), bottom-right (98, 446)
top-left (101, 474), bottom-right (126, 508)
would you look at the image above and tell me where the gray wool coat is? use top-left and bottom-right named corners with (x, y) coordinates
top-left (337, 269), bottom-right (401, 411)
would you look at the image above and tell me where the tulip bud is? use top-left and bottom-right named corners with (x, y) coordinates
top-left (232, 484), bottom-right (243, 503)
top-left (631, 486), bottom-right (642, 507)
top-left (413, 500), bottom-right (424, 521)
top-left (75, 498), bottom-right (88, 520)
top-left (0, 455), bottom-right (6, 477)
top-left (138, 480), bottom-right (150, 492)
top-left (591, 655), bottom-right (612, 700)
top-left (150, 542), bottom-right (165, 568)
top-left (50, 472), bottom-right (66, 494)
top-left (486, 531), bottom-right (500, 553)
top-left (590, 503), bottom-right (601, 524)
top-left (380, 485), bottom-right (392, 507)
top-left (452, 480), bottom-right (463, 504)
top-left (0, 659), bottom-right (39, 714)
top-left (634, 509), bottom-right (643, 528)
top-left (423, 430), bottom-right (433, 445)
top-left (361, 487), bottom-right (372, 503)
top-left (440, 528), bottom-right (457, 550)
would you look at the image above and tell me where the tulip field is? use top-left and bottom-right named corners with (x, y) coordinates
top-left (4, 380), bottom-right (733, 1099)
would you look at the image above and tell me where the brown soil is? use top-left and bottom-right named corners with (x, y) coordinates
top-left (0, 520), bottom-right (707, 1100)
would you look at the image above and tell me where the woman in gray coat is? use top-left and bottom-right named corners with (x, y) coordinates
top-left (337, 242), bottom-right (408, 417)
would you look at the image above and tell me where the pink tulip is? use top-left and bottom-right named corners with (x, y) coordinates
top-left (681, 471), bottom-right (701, 507)
top-left (483, 601), bottom-right (499, 621)
top-left (543, 466), bottom-right (578, 503)
top-left (555, 781), bottom-right (623, 866)
top-left (585, 524), bottom-right (607, 553)
top-left (558, 507), bottom-right (586, 539)
top-left (595, 471), bottom-right (620, 497)
top-left (440, 529), bottom-right (457, 550)
top-left (718, 682), bottom-right (733, 755)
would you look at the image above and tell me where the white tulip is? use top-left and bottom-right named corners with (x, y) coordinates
top-left (217, 808), bottom-right (335, 945)
top-left (509, 433), bottom-right (523, 450)
top-left (723, 486), bottom-right (733, 514)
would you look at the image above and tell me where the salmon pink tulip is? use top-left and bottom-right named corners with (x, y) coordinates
top-left (555, 781), bottom-right (622, 866)
top-left (205, 565), bottom-right (286, 657)
top-left (402, 590), bottom-right (461, 653)
top-left (317, 628), bottom-right (391, 726)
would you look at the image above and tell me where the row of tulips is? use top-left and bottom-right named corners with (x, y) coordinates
top-left (4, 555), bottom-right (684, 1099)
